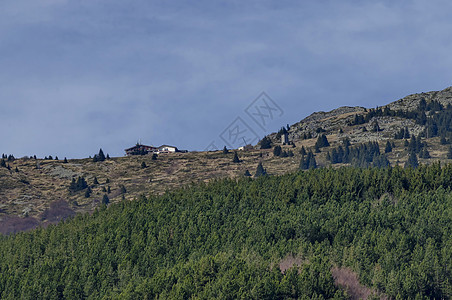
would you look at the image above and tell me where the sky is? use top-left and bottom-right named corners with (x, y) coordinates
top-left (1, 0), bottom-right (452, 158)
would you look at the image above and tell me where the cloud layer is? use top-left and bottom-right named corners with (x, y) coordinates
top-left (1, 0), bottom-right (451, 157)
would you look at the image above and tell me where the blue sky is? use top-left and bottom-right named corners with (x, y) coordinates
top-left (1, 0), bottom-right (451, 158)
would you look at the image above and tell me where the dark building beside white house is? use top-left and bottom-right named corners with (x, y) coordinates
top-left (125, 144), bottom-right (158, 156)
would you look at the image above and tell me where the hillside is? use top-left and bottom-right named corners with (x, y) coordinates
top-left (0, 166), bottom-right (450, 299)
top-left (2, 86), bottom-right (452, 233)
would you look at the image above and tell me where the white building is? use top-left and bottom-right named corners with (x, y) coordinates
top-left (158, 145), bottom-right (178, 153)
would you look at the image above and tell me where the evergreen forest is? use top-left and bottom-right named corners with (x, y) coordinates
top-left (0, 165), bottom-right (451, 299)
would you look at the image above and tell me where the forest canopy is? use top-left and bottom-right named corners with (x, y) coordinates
top-left (0, 164), bottom-right (451, 299)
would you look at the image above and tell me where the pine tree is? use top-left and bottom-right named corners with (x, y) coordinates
top-left (63, 157), bottom-right (68, 163)
top-left (84, 187), bottom-right (92, 198)
top-left (385, 141), bottom-right (393, 153)
top-left (98, 149), bottom-right (106, 161)
top-left (106, 154), bottom-right (110, 159)
top-left (93, 177), bottom-right (99, 185)
top-left (152, 153), bottom-right (158, 160)
top-left (314, 144), bottom-right (320, 153)
top-left (405, 151), bottom-right (419, 168)
top-left (404, 127), bottom-right (410, 139)
top-left (254, 162), bottom-right (267, 177)
top-left (222, 146), bottom-right (229, 154)
top-left (141, 162), bottom-right (147, 169)
top-left (372, 120), bottom-right (381, 132)
top-left (232, 152), bottom-right (241, 163)
top-left (69, 176), bottom-right (88, 193)
top-left (120, 185), bottom-right (127, 194)
top-left (93, 155), bottom-right (98, 162)
top-left (315, 134), bottom-right (330, 148)
top-left (259, 137), bottom-right (272, 149)
top-left (273, 146), bottom-right (282, 157)
top-left (106, 178), bottom-right (110, 183)
top-left (0, 159), bottom-right (6, 168)
top-left (102, 194), bottom-right (110, 205)
top-left (107, 186), bottom-right (111, 194)
top-left (244, 169), bottom-right (251, 176)
top-left (15, 167), bottom-right (19, 172)
top-left (300, 146), bottom-right (307, 156)
top-left (300, 152), bottom-right (317, 170)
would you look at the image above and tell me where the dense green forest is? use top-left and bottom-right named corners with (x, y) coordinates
top-left (1, 165), bottom-right (451, 299)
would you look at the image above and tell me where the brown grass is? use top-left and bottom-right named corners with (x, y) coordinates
top-left (1, 135), bottom-right (452, 234)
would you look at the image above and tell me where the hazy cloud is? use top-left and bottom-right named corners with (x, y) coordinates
top-left (1, 0), bottom-right (451, 157)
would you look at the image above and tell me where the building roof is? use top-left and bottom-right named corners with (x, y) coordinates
top-left (158, 145), bottom-right (178, 149)
top-left (124, 144), bottom-right (156, 152)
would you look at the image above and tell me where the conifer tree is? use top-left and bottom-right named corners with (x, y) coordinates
top-left (93, 177), bottom-right (99, 185)
top-left (120, 185), bottom-right (127, 194)
top-left (222, 146), bottom-right (229, 154)
top-left (102, 194), bottom-right (110, 205)
top-left (372, 120), bottom-right (381, 132)
top-left (315, 134), bottom-right (330, 148)
top-left (385, 141), bottom-right (393, 153)
top-left (273, 146), bottom-right (282, 157)
top-left (85, 187), bottom-right (92, 198)
top-left (63, 157), bottom-right (68, 163)
top-left (254, 162), bottom-right (267, 177)
top-left (141, 161), bottom-right (147, 169)
top-left (300, 152), bottom-right (317, 170)
top-left (152, 153), bottom-right (158, 160)
top-left (0, 159), bottom-right (6, 168)
top-left (300, 146), bottom-right (307, 156)
top-left (314, 144), bottom-right (320, 153)
top-left (244, 169), bottom-right (251, 177)
top-left (98, 149), bottom-right (106, 161)
top-left (259, 136), bottom-right (272, 149)
top-left (405, 151), bottom-right (419, 168)
top-left (232, 152), bottom-right (241, 163)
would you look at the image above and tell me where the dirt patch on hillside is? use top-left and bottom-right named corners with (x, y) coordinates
top-left (0, 215), bottom-right (40, 235)
top-left (278, 254), bottom-right (304, 274)
top-left (331, 267), bottom-right (384, 300)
